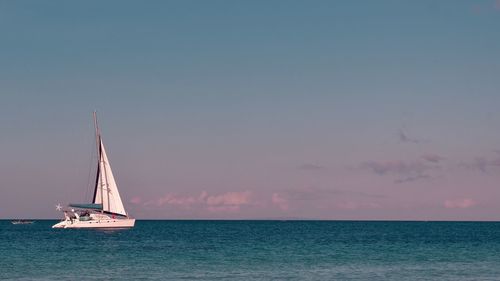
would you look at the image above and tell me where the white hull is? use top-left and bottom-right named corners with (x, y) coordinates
top-left (52, 218), bottom-right (135, 229)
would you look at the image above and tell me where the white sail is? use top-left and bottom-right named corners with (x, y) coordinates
top-left (93, 139), bottom-right (127, 216)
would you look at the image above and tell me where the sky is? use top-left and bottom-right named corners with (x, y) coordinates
top-left (1, 0), bottom-right (500, 220)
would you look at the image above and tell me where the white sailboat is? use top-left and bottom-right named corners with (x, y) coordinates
top-left (53, 112), bottom-right (135, 229)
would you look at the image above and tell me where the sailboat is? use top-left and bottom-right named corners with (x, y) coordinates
top-left (11, 220), bottom-right (34, 225)
top-left (53, 112), bottom-right (135, 229)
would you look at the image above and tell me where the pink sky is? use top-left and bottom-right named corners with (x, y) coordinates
top-left (1, 1), bottom-right (500, 220)
top-left (121, 148), bottom-right (500, 220)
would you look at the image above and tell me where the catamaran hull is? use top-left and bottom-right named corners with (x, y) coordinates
top-left (52, 218), bottom-right (135, 229)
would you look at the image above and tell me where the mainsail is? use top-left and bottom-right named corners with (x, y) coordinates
top-left (92, 138), bottom-right (127, 216)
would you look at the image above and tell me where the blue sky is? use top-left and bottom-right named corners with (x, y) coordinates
top-left (1, 0), bottom-right (500, 219)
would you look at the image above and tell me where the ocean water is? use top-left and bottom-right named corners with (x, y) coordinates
top-left (1, 220), bottom-right (500, 280)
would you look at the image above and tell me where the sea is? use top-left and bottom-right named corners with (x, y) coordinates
top-left (1, 220), bottom-right (500, 280)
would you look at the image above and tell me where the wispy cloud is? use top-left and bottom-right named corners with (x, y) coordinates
top-left (143, 190), bottom-right (252, 212)
top-left (361, 159), bottom-right (439, 184)
top-left (152, 192), bottom-right (207, 208)
top-left (361, 160), bottom-right (431, 176)
top-left (422, 153), bottom-right (444, 163)
top-left (206, 191), bottom-right (252, 212)
top-left (460, 155), bottom-right (500, 173)
top-left (394, 174), bottom-right (431, 184)
top-left (297, 163), bottom-right (326, 171)
top-left (398, 129), bottom-right (427, 144)
top-left (129, 196), bottom-right (143, 204)
top-left (444, 198), bottom-right (476, 209)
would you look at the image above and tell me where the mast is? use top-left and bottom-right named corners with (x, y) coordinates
top-left (93, 111), bottom-right (100, 159)
top-left (93, 111), bottom-right (104, 212)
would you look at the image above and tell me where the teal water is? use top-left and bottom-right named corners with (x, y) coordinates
top-left (1, 220), bottom-right (500, 280)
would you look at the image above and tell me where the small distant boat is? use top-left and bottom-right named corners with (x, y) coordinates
top-left (52, 112), bottom-right (135, 229)
top-left (11, 220), bottom-right (34, 225)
